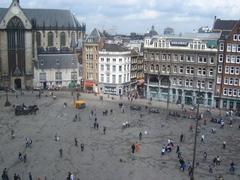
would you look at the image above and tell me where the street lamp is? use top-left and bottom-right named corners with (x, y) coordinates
top-left (190, 86), bottom-right (203, 180)
top-left (5, 88), bottom-right (11, 107)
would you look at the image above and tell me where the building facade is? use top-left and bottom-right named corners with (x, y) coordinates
top-left (0, 0), bottom-right (85, 89)
top-left (33, 54), bottom-right (80, 89)
top-left (144, 33), bottom-right (220, 107)
top-left (98, 44), bottom-right (131, 95)
top-left (82, 28), bottom-right (104, 92)
top-left (213, 19), bottom-right (240, 110)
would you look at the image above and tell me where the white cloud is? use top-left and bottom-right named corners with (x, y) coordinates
top-left (123, 9), bottom-right (160, 20)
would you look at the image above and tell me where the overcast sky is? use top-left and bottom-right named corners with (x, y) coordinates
top-left (1, 0), bottom-right (239, 35)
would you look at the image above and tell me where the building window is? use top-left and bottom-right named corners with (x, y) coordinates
top-left (225, 66), bottom-right (229, 74)
top-left (48, 32), bottom-right (54, 47)
top-left (228, 89), bottom-right (232, 96)
top-left (36, 32), bottom-right (41, 47)
top-left (101, 65), bottom-right (104, 71)
top-left (119, 58), bottom-right (122, 63)
top-left (190, 67), bottom-right (194, 74)
top-left (167, 54), bottom-right (171, 60)
top-left (233, 89), bottom-right (237, 96)
top-left (60, 32), bottom-right (66, 47)
top-left (202, 68), bottom-right (206, 76)
top-left (235, 67), bottom-right (239, 75)
top-left (237, 44), bottom-right (240, 52)
top-left (186, 56), bottom-right (191, 62)
top-left (173, 66), bottom-right (177, 73)
top-left (231, 55), bottom-right (236, 63)
top-left (209, 57), bottom-right (214, 64)
top-left (180, 55), bottom-right (184, 61)
top-left (226, 55), bottom-right (230, 63)
top-left (156, 64), bottom-right (159, 71)
top-left (219, 54), bottom-right (223, 62)
top-left (101, 58), bottom-right (104, 62)
top-left (234, 79), bottom-right (239, 86)
top-left (112, 65), bottom-right (116, 72)
top-left (162, 54), bottom-right (166, 60)
top-left (174, 54), bottom-right (178, 61)
top-left (229, 78), bottom-right (234, 85)
top-left (178, 79), bottom-right (182, 86)
top-left (232, 44), bottom-right (236, 52)
top-left (209, 68), bottom-right (213, 76)
top-left (179, 66), bottom-right (183, 74)
top-left (185, 79), bottom-right (189, 86)
top-left (217, 76), bottom-right (221, 84)
top-left (119, 75), bottom-right (122, 83)
top-left (197, 80), bottom-right (201, 88)
top-left (198, 68), bottom-right (202, 75)
top-left (71, 71), bottom-right (77, 81)
top-left (230, 66), bottom-right (234, 74)
top-left (236, 56), bottom-right (240, 63)
top-left (227, 43), bottom-right (231, 52)
top-left (119, 66), bottom-right (122, 71)
top-left (150, 64), bottom-right (154, 71)
top-left (106, 75), bottom-right (110, 83)
top-left (224, 78), bottom-right (228, 85)
top-left (201, 81), bottom-right (205, 88)
top-left (186, 67), bottom-right (190, 74)
top-left (208, 82), bottom-right (213, 89)
top-left (106, 64), bottom-right (110, 71)
top-left (223, 88), bottom-right (227, 95)
top-left (55, 72), bottom-right (62, 81)
top-left (189, 80), bottom-right (193, 87)
top-left (218, 65), bottom-right (222, 73)
top-left (162, 65), bottom-right (166, 72)
top-left (39, 72), bottom-right (46, 82)
top-left (233, 34), bottom-right (238, 41)
top-left (100, 74), bottom-right (104, 82)
top-left (219, 43), bottom-right (224, 51)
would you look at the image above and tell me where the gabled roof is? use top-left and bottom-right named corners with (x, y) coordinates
top-left (102, 43), bottom-right (129, 52)
top-left (213, 19), bottom-right (238, 31)
top-left (37, 54), bottom-right (78, 69)
top-left (86, 28), bottom-right (103, 43)
top-left (0, 8), bottom-right (84, 28)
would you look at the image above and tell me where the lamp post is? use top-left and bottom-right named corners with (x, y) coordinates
top-left (5, 88), bottom-right (11, 107)
top-left (190, 86), bottom-right (202, 180)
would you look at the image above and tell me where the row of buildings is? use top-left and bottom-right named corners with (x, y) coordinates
top-left (0, 1), bottom-right (240, 110)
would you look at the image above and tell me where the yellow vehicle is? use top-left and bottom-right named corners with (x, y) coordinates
top-left (74, 100), bottom-right (86, 109)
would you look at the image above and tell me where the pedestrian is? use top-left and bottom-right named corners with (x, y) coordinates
top-left (180, 134), bottom-right (184, 142)
top-left (18, 152), bottom-right (22, 161)
top-left (161, 146), bottom-right (165, 155)
top-left (74, 138), bottom-right (78, 146)
top-left (103, 126), bottom-right (106, 135)
top-left (11, 129), bottom-right (15, 139)
top-left (229, 162), bottom-right (235, 174)
top-left (59, 148), bottom-right (63, 158)
top-left (203, 152), bottom-right (207, 160)
top-left (14, 173), bottom-right (18, 180)
top-left (201, 134), bottom-right (205, 142)
top-left (70, 173), bottom-right (74, 180)
top-left (81, 143), bottom-right (84, 152)
top-left (29, 172), bottom-right (32, 180)
top-left (131, 144), bottom-right (135, 154)
top-left (23, 154), bottom-right (27, 163)
top-left (176, 145), bottom-right (180, 154)
top-left (96, 123), bottom-right (99, 130)
top-left (216, 156), bottom-right (221, 165)
top-left (209, 165), bottom-right (213, 173)
top-left (139, 132), bottom-right (142, 141)
top-left (223, 141), bottom-right (226, 149)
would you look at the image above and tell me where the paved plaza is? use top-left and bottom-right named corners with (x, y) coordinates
top-left (0, 91), bottom-right (240, 180)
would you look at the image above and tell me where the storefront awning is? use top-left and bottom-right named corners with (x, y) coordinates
top-left (84, 81), bottom-right (94, 87)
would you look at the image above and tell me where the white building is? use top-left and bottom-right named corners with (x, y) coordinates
top-left (98, 44), bottom-right (131, 95)
top-left (33, 54), bottom-right (81, 89)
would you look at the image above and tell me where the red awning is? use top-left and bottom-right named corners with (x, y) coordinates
top-left (137, 79), bottom-right (144, 85)
top-left (84, 81), bottom-right (94, 87)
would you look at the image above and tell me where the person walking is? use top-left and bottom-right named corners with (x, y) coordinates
top-left (139, 132), bottom-right (142, 141)
top-left (131, 144), bottom-right (135, 154)
top-left (28, 172), bottom-right (32, 180)
top-left (180, 134), bottom-right (184, 142)
top-left (203, 151), bottom-right (207, 160)
top-left (176, 145), bottom-right (180, 154)
top-left (23, 154), bottom-right (27, 163)
top-left (59, 148), bottom-right (63, 158)
top-left (223, 141), bottom-right (226, 149)
top-left (201, 134), bottom-right (205, 142)
top-left (81, 143), bottom-right (84, 152)
top-left (74, 138), bottom-right (78, 147)
top-left (103, 127), bottom-right (106, 135)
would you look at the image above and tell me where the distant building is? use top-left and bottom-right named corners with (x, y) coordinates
top-left (164, 27), bottom-right (174, 35)
top-left (198, 26), bottom-right (211, 33)
top-left (145, 25), bottom-right (158, 37)
top-left (82, 28), bottom-right (104, 92)
top-left (0, 0), bottom-right (85, 89)
top-left (98, 44), bottom-right (131, 95)
top-left (213, 19), bottom-right (240, 110)
top-left (144, 33), bottom-right (221, 107)
top-left (33, 54), bottom-right (80, 89)
top-left (130, 50), bottom-right (144, 94)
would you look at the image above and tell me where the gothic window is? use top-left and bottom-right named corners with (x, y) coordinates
top-left (60, 32), bottom-right (66, 47)
top-left (36, 32), bottom-right (41, 47)
top-left (7, 16), bottom-right (25, 76)
top-left (70, 32), bottom-right (76, 47)
top-left (48, 32), bottom-right (54, 47)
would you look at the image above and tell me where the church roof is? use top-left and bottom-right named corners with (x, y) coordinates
top-left (213, 19), bottom-right (238, 31)
top-left (0, 8), bottom-right (85, 29)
